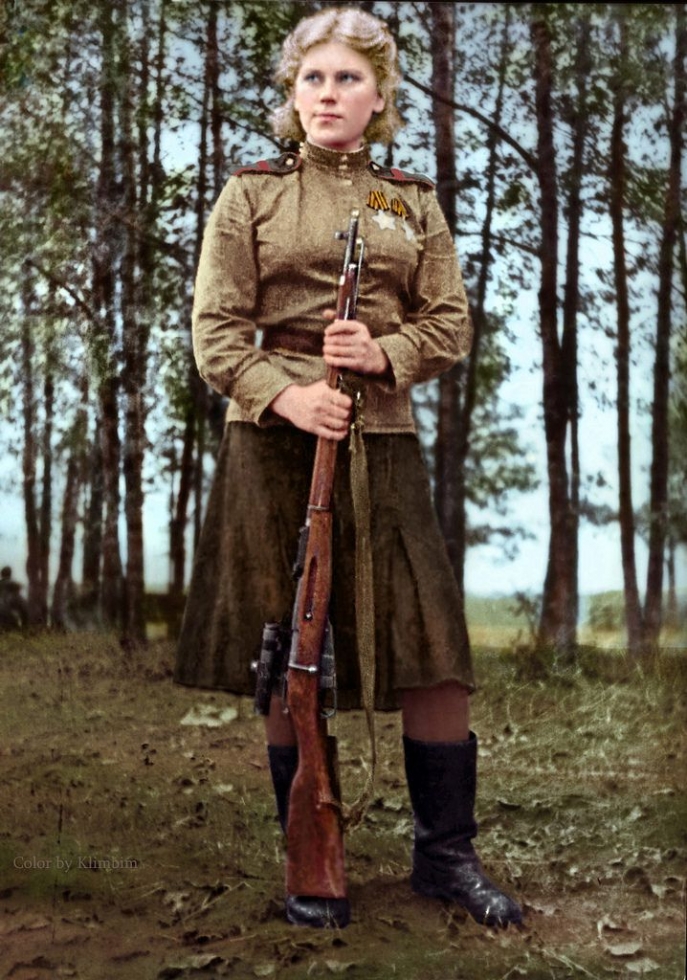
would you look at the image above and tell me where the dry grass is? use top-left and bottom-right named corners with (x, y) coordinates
top-left (0, 631), bottom-right (685, 979)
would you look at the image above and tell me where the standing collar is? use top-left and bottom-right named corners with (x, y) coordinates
top-left (300, 141), bottom-right (371, 173)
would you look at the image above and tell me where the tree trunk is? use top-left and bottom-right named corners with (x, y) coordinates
top-left (93, 0), bottom-right (123, 629)
top-left (39, 331), bottom-right (54, 623)
top-left (531, 15), bottom-right (576, 654)
top-left (457, 5), bottom-right (511, 586)
top-left (170, 410), bottom-right (195, 596)
top-left (81, 432), bottom-right (103, 622)
top-left (665, 533), bottom-right (679, 630)
top-left (51, 408), bottom-right (87, 629)
top-left (609, 13), bottom-right (644, 655)
top-left (559, 14), bottom-right (590, 655)
top-left (170, 1), bottom-right (219, 608)
top-left (119, 0), bottom-right (147, 646)
top-left (20, 274), bottom-right (43, 626)
top-left (644, 3), bottom-right (685, 647)
top-left (430, 2), bottom-right (465, 592)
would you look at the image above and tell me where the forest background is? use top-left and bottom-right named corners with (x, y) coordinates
top-left (0, 0), bottom-right (685, 658)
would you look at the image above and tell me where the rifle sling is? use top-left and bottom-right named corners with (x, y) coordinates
top-left (341, 384), bottom-right (376, 830)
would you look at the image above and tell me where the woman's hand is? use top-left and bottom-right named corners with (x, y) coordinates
top-left (269, 379), bottom-right (353, 440)
top-left (322, 310), bottom-right (390, 377)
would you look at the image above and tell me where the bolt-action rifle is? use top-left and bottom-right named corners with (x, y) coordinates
top-left (253, 209), bottom-right (364, 913)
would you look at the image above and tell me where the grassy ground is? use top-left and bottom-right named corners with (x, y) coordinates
top-left (0, 631), bottom-right (684, 980)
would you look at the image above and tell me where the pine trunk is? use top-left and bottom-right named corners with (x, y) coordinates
top-left (458, 6), bottom-right (510, 587)
top-left (170, 2), bottom-right (219, 604)
top-left (120, 0), bottom-right (147, 646)
top-left (610, 14), bottom-right (644, 655)
top-left (430, 2), bottom-right (465, 591)
top-left (20, 278), bottom-right (43, 625)
top-left (531, 16), bottom-right (575, 653)
top-left (644, 4), bottom-right (685, 647)
top-left (38, 337), bottom-right (54, 623)
top-left (94, 0), bottom-right (123, 629)
top-left (559, 15), bottom-right (590, 656)
top-left (51, 409), bottom-right (87, 629)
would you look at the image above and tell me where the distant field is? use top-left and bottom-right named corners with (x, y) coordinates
top-left (143, 590), bottom-right (686, 649)
top-left (465, 592), bottom-right (687, 649)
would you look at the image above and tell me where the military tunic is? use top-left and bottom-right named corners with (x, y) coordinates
top-left (174, 141), bottom-right (476, 709)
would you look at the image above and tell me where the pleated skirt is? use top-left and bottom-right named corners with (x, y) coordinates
top-left (173, 423), bottom-right (475, 710)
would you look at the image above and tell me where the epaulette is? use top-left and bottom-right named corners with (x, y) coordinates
top-left (231, 152), bottom-right (302, 177)
top-left (368, 160), bottom-right (435, 188)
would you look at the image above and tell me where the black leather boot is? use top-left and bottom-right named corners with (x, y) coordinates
top-left (267, 745), bottom-right (351, 929)
top-left (403, 733), bottom-right (523, 928)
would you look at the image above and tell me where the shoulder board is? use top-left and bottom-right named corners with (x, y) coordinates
top-left (231, 152), bottom-right (301, 177)
top-left (368, 161), bottom-right (434, 188)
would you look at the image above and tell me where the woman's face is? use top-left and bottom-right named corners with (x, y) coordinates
top-left (293, 41), bottom-right (385, 152)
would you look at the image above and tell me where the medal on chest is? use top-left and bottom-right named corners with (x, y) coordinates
top-left (366, 189), bottom-right (416, 241)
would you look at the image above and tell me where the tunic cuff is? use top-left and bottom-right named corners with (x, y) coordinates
top-left (200, 357), bottom-right (294, 427)
top-left (375, 333), bottom-right (421, 392)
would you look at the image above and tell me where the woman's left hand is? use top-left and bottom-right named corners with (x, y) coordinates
top-left (322, 310), bottom-right (390, 377)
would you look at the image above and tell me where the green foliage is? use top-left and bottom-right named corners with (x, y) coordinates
top-left (509, 590), bottom-right (542, 644)
top-left (587, 591), bottom-right (625, 631)
top-left (0, 0), bottom-right (683, 613)
top-left (667, 331), bottom-right (687, 545)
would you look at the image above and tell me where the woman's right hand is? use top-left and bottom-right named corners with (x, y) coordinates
top-left (269, 380), bottom-right (353, 440)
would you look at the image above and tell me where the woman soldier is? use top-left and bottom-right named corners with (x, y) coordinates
top-left (175, 7), bottom-right (523, 931)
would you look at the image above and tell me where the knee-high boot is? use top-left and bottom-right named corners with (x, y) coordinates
top-left (267, 745), bottom-right (351, 929)
top-left (403, 733), bottom-right (523, 928)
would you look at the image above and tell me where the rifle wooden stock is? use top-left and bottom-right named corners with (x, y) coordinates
top-left (285, 379), bottom-right (346, 899)
top-left (283, 211), bottom-right (362, 901)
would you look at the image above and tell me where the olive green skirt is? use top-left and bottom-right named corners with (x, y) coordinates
top-left (173, 423), bottom-right (474, 710)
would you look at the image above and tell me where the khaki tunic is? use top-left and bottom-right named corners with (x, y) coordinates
top-left (191, 140), bottom-right (472, 431)
top-left (174, 141), bottom-right (476, 709)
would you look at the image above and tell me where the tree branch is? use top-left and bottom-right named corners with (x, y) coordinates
top-left (24, 257), bottom-right (97, 324)
top-left (405, 74), bottom-right (539, 176)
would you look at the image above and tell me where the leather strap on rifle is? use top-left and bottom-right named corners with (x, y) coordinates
top-left (341, 382), bottom-right (376, 830)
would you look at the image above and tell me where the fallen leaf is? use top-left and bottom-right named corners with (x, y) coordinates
top-left (180, 704), bottom-right (238, 727)
top-left (528, 902), bottom-right (560, 917)
top-left (0, 915), bottom-right (51, 936)
top-left (158, 954), bottom-right (225, 976)
top-left (213, 783), bottom-right (234, 795)
top-left (497, 798), bottom-right (522, 810)
top-left (605, 941), bottom-right (643, 957)
top-left (325, 961), bottom-right (357, 974)
top-left (254, 964), bottom-right (276, 977)
top-left (8, 957), bottom-right (56, 972)
top-left (378, 915), bottom-right (410, 931)
top-left (625, 959), bottom-right (660, 974)
top-left (161, 890), bottom-right (191, 915)
top-left (111, 949), bottom-right (151, 963)
top-left (391, 817), bottom-right (413, 836)
top-left (596, 914), bottom-right (626, 938)
top-left (380, 797), bottom-right (404, 812)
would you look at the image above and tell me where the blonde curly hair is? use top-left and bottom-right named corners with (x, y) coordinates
top-left (271, 7), bottom-right (403, 146)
